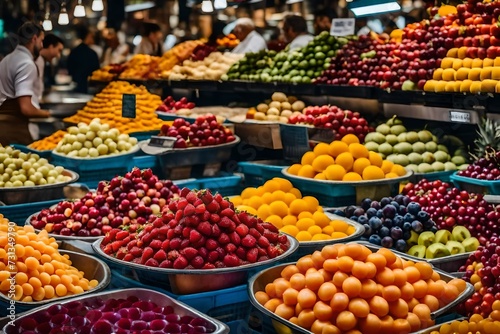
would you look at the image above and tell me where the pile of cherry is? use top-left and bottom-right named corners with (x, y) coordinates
top-left (402, 179), bottom-right (500, 245)
top-left (13, 295), bottom-right (216, 334)
top-left (101, 187), bottom-right (290, 269)
top-left (29, 168), bottom-right (180, 237)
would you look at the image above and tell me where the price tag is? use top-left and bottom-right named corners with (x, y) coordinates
top-left (148, 136), bottom-right (176, 148)
top-left (449, 110), bottom-right (471, 123)
top-left (330, 18), bottom-right (355, 36)
top-left (122, 94), bottom-right (136, 118)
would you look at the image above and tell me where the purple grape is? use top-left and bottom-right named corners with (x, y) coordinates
top-left (140, 330), bottom-right (152, 334)
top-left (127, 296), bottom-right (139, 303)
top-left (20, 317), bottom-right (37, 330)
top-left (165, 313), bottom-right (181, 323)
top-left (70, 316), bottom-right (89, 327)
top-left (101, 311), bottom-right (121, 323)
top-left (118, 309), bottom-right (129, 318)
top-left (181, 324), bottom-right (194, 332)
top-left (50, 314), bottom-right (70, 326)
top-left (90, 320), bottom-right (113, 334)
top-left (132, 301), bottom-right (153, 311)
top-left (130, 320), bottom-right (148, 331)
top-left (36, 322), bottom-right (52, 334)
top-left (85, 310), bottom-right (102, 323)
top-left (118, 301), bottom-right (133, 308)
top-left (163, 306), bottom-right (174, 315)
top-left (79, 325), bottom-right (91, 334)
top-left (104, 299), bottom-right (120, 309)
top-left (150, 319), bottom-right (168, 330)
top-left (127, 307), bottom-right (141, 320)
top-left (140, 311), bottom-right (156, 322)
top-left (193, 326), bottom-right (208, 333)
top-left (180, 315), bottom-right (193, 324)
top-left (381, 236), bottom-right (393, 248)
top-left (382, 204), bottom-right (396, 219)
top-left (116, 318), bottom-right (131, 329)
top-left (34, 311), bottom-right (50, 323)
top-left (164, 323), bottom-right (181, 333)
top-left (190, 318), bottom-right (209, 327)
top-left (48, 305), bottom-right (68, 316)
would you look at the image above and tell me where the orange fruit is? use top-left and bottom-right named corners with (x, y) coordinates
top-left (389, 298), bottom-right (409, 318)
top-left (338, 256), bottom-right (355, 273)
top-left (362, 165), bottom-right (385, 180)
top-left (263, 179), bottom-right (281, 193)
top-left (266, 215), bottom-right (283, 229)
top-left (332, 271), bottom-right (349, 288)
top-left (342, 277), bottom-right (362, 298)
top-left (448, 278), bottom-right (467, 293)
top-left (297, 256), bottom-right (314, 273)
top-left (290, 273), bottom-right (306, 290)
top-left (342, 172), bottom-right (362, 181)
top-left (400, 282), bottom-right (415, 300)
top-left (289, 199), bottom-right (310, 215)
top-left (336, 311), bottom-right (357, 331)
top-left (298, 165), bottom-right (316, 178)
top-left (281, 265), bottom-right (300, 280)
top-left (305, 271), bottom-right (325, 291)
top-left (348, 297), bottom-right (370, 318)
top-left (328, 141), bottom-right (349, 158)
top-left (281, 225), bottom-right (299, 237)
top-left (391, 164), bottom-right (407, 176)
top-left (349, 143), bottom-right (369, 159)
top-left (313, 301), bottom-right (334, 321)
top-left (273, 177), bottom-right (293, 192)
top-left (360, 278), bottom-right (378, 299)
top-left (358, 313), bottom-right (382, 334)
top-left (301, 151), bottom-right (317, 166)
top-left (298, 309), bottom-right (316, 329)
top-left (297, 288), bottom-right (317, 309)
top-left (318, 282), bottom-right (337, 302)
top-left (369, 296), bottom-right (389, 318)
top-left (376, 268), bottom-right (395, 286)
top-left (303, 196), bottom-right (320, 210)
top-left (341, 134), bottom-right (360, 145)
top-left (335, 152), bottom-right (354, 171)
top-left (296, 231), bottom-right (313, 242)
top-left (275, 304), bottom-right (295, 319)
top-left (314, 173), bottom-right (326, 180)
top-left (324, 165), bottom-right (346, 181)
top-left (412, 280), bottom-right (428, 299)
top-left (382, 285), bottom-right (401, 302)
top-left (385, 172), bottom-right (399, 179)
top-left (288, 164), bottom-right (302, 175)
top-left (352, 157), bottom-right (371, 175)
top-left (412, 303), bottom-right (431, 320)
top-left (269, 200), bottom-right (289, 218)
top-left (406, 312), bottom-right (421, 332)
top-left (330, 292), bottom-right (350, 312)
top-left (313, 142), bottom-right (331, 156)
top-left (368, 151), bottom-right (383, 167)
top-left (312, 155), bottom-right (335, 172)
top-left (392, 268), bottom-right (407, 287)
top-left (380, 160), bottom-right (394, 174)
top-left (422, 294), bottom-right (440, 312)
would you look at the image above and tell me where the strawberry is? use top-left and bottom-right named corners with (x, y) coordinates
top-left (181, 239), bottom-right (190, 249)
top-left (193, 198), bottom-right (203, 207)
top-left (267, 245), bottom-right (281, 259)
top-left (249, 228), bottom-right (261, 239)
top-left (264, 231), bottom-right (279, 243)
top-left (227, 220), bottom-right (236, 231)
top-left (150, 227), bottom-right (160, 238)
top-left (159, 259), bottom-right (172, 268)
top-left (192, 236), bottom-right (206, 248)
top-left (220, 208), bottom-right (234, 217)
top-left (246, 248), bottom-right (258, 263)
top-left (168, 219), bottom-right (179, 229)
top-left (208, 251), bottom-right (219, 262)
top-left (223, 254), bottom-right (240, 267)
top-left (182, 227), bottom-right (192, 238)
top-left (127, 239), bottom-right (138, 250)
top-left (198, 247), bottom-right (208, 259)
top-left (197, 222), bottom-right (212, 236)
top-left (190, 256), bottom-right (204, 269)
top-left (201, 191), bottom-right (213, 204)
top-left (173, 224), bottom-right (183, 236)
top-left (278, 234), bottom-right (288, 245)
top-left (111, 241), bottom-right (124, 253)
top-left (141, 247), bottom-right (154, 263)
top-left (116, 248), bottom-right (127, 260)
top-left (210, 214), bottom-right (220, 224)
top-left (168, 250), bottom-right (180, 260)
top-left (170, 238), bottom-right (181, 249)
top-left (116, 230), bottom-right (129, 240)
top-left (205, 238), bottom-right (218, 250)
top-left (236, 246), bottom-right (246, 260)
top-left (258, 236), bottom-right (270, 248)
top-left (167, 229), bottom-right (176, 239)
top-left (176, 199), bottom-right (188, 211)
top-left (241, 235), bottom-right (256, 248)
top-left (144, 258), bottom-right (159, 267)
top-left (203, 263), bottom-right (216, 269)
top-left (216, 247), bottom-right (226, 258)
top-left (214, 193), bottom-right (223, 203)
top-left (149, 240), bottom-right (162, 250)
top-left (218, 233), bottom-right (230, 244)
top-left (206, 201), bottom-right (220, 213)
top-left (180, 188), bottom-right (191, 197)
top-left (262, 222), bottom-right (278, 233)
top-left (183, 204), bottom-right (196, 216)
top-left (154, 249), bottom-right (167, 262)
top-left (195, 204), bottom-right (206, 214)
top-left (153, 218), bottom-right (163, 228)
top-left (181, 247), bottom-right (198, 260)
top-left (123, 253), bottom-right (135, 262)
top-left (186, 191), bottom-right (198, 204)
top-left (229, 232), bottom-right (241, 245)
top-left (255, 224), bottom-right (265, 234)
top-left (173, 255), bottom-right (189, 269)
top-left (201, 211), bottom-right (211, 222)
top-left (225, 243), bottom-right (237, 254)
top-left (257, 247), bottom-right (267, 256)
top-left (175, 210), bottom-right (183, 221)
top-left (211, 224), bottom-right (221, 237)
top-left (161, 239), bottom-right (170, 250)
top-left (258, 255), bottom-right (270, 262)
top-left (219, 217), bottom-right (233, 228)
top-left (159, 225), bottom-right (169, 236)
top-left (185, 216), bottom-right (199, 226)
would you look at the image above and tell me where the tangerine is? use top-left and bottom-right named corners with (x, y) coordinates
top-left (380, 160), bottom-right (395, 174)
top-left (348, 298), bottom-right (370, 318)
top-left (288, 164), bottom-right (302, 175)
top-left (312, 155), bottom-right (335, 173)
top-left (342, 172), bottom-right (362, 181)
top-left (352, 158), bottom-right (371, 175)
top-left (298, 165), bottom-right (316, 178)
top-left (368, 151), bottom-right (383, 167)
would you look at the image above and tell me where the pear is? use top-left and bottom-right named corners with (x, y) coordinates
top-left (417, 163), bottom-right (434, 174)
top-left (390, 125), bottom-right (407, 135)
top-left (394, 142), bottom-right (413, 155)
top-left (378, 143), bottom-right (394, 156)
top-left (366, 132), bottom-right (386, 144)
top-left (462, 237), bottom-right (480, 252)
top-left (444, 162), bottom-right (457, 171)
top-left (376, 124), bottom-right (391, 135)
top-left (394, 154), bottom-right (410, 166)
top-left (406, 131), bottom-right (419, 144)
top-left (418, 130), bottom-right (433, 143)
top-left (426, 243), bottom-right (451, 259)
top-left (364, 141), bottom-right (379, 152)
top-left (385, 134), bottom-right (399, 146)
top-left (435, 230), bottom-right (452, 244)
top-left (397, 133), bottom-right (407, 143)
top-left (418, 231), bottom-right (436, 247)
top-left (452, 226), bottom-right (471, 242)
top-left (425, 142), bottom-right (438, 153)
top-left (412, 142), bottom-right (426, 154)
top-left (406, 164), bottom-right (419, 173)
top-left (386, 154), bottom-right (398, 163)
top-left (434, 151), bottom-right (450, 163)
top-left (407, 245), bottom-right (426, 258)
top-left (432, 162), bottom-right (445, 172)
top-left (437, 144), bottom-right (449, 153)
top-left (452, 156), bottom-right (467, 165)
top-left (408, 153), bottom-right (423, 165)
top-left (422, 152), bottom-right (436, 164)
top-left (446, 240), bottom-right (466, 255)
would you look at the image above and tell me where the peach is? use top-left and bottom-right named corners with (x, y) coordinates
top-left (423, 80), bottom-right (437, 92)
top-left (462, 58), bottom-right (473, 68)
top-left (468, 68), bottom-right (482, 80)
top-left (460, 80), bottom-right (473, 93)
top-left (491, 67), bottom-right (500, 80)
top-left (494, 57), bottom-right (500, 67)
top-left (457, 47), bottom-right (468, 59)
top-left (434, 81), bottom-right (448, 92)
top-left (481, 79), bottom-right (497, 93)
top-left (480, 67), bottom-right (493, 81)
top-left (483, 58), bottom-right (494, 67)
top-left (440, 57), bottom-right (455, 69)
top-left (471, 58), bottom-right (483, 68)
top-left (444, 82), bottom-right (456, 92)
top-left (446, 48), bottom-right (458, 58)
top-left (455, 68), bottom-right (470, 80)
top-left (442, 68), bottom-right (456, 81)
top-left (452, 59), bottom-right (463, 71)
top-left (432, 69), bottom-right (444, 80)
top-left (469, 81), bottom-right (482, 94)
top-left (496, 81), bottom-right (500, 93)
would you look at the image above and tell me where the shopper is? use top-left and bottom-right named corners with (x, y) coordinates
top-left (283, 15), bottom-right (314, 51)
top-left (102, 28), bottom-right (130, 66)
top-left (313, 10), bottom-right (332, 35)
top-left (34, 33), bottom-right (64, 106)
top-left (0, 22), bottom-right (51, 146)
top-left (134, 22), bottom-right (164, 56)
top-left (67, 25), bottom-right (100, 94)
top-left (231, 18), bottom-right (267, 54)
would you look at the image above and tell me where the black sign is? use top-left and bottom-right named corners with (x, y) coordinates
top-left (122, 94), bottom-right (136, 118)
top-left (148, 136), bottom-right (176, 148)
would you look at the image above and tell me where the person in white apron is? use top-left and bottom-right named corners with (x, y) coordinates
top-left (231, 18), bottom-right (267, 54)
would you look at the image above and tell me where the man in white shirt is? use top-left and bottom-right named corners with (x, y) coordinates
top-left (283, 14), bottom-right (314, 51)
top-left (231, 18), bottom-right (267, 54)
top-left (34, 34), bottom-right (64, 107)
top-left (134, 22), bottom-right (164, 56)
top-left (0, 22), bottom-right (51, 145)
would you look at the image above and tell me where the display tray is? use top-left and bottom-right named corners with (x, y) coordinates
top-left (91, 235), bottom-right (298, 295)
top-left (2, 288), bottom-right (229, 334)
top-left (409, 170), bottom-right (456, 183)
top-left (0, 170), bottom-right (79, 205)
top-left (450, 172), bottom-right (500, 195)
top-left (0, 249), bottom-right (110, 315)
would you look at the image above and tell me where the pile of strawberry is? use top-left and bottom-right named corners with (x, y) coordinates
top-left (101, 188), bottom-right (290, 269)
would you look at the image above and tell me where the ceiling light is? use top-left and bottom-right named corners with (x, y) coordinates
top-left (201, 0), bottom-right (214, 13)
top-left (74, 0), bottom-right (86, 17)
top-left (43, 18), bottom-right (53, 31)
top-left (58, 3), bottom-right (69, 25)
top-left (349, 0), bottom-right (401, 17)
top-left (214, 0), bottom-right (227, 10)
top-left (92, 0), bottom-right (104, 12)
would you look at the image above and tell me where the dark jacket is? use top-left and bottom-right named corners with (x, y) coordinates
top-left (67, 43), bottom-right (100, 93)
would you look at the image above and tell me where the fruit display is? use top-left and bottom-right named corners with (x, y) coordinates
top-left (166, 52), bottom-right (243, 81)
top-left (10, 294), bottom-right (218, 334)
top-left (100, 187), bottom-right (291, 268)
top-left (286, 136), bottom-right (408, 181)
top-left (159, 115), bottom-right (236, 148)
top-left (28, 130), bottom-right (67, 151)
top-left (246, 92), bottom-right (305, 122)
top-left (190, 43), bottom-right (217, 61)
top-left (118, 54), bottom-right (162, 80)
top-left (64, 81), bottom-right (164, 133)
top-left (54, 119), bottom-right (138, 158)
top-left (460, 237), bottom-right (500, 317)
top-left (216, 33), bottom-right (239, 49)
top-left (223, 49), bottom-right (276, 82)
top-left (402, 179), bottom-right (499, 245)
top-left (231, 178), bottom-right (358, 242)
top-left (0, 217), bottom-right (99, 302)
top-left (254, 243), bottom-right (469, 333)
top-left (0, 146), bottom-right (71, 187)
top-left (291, 105), bottom-right (374, 142)
top-left (156, 96), bottom-right (196, 113)
top-left (89, 64), bottom-right (125, 82)
top-left (364, 117), bottom-right (468, 173)
top-left (29, 168), bottom-right (179, 237)
top-left (427, 312), bottom-right (500, 334)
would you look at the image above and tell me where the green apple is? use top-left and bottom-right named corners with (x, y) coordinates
top-left (435, 230), bottom-right (452, 245)
top-left (407, 245), bottom-right (426, 258)
top-left (407, 231), bottom-right (420, 248)
top-left (446, 240), bottom-right (466, 255)
top-left (426, 243), bottom-right (451, 259)
top-left (452, 226), bottom-right (472, 242)
top-left (462, 237), bottom-right (480, 252)
top-left (418, 231), bottom-right (436, 248)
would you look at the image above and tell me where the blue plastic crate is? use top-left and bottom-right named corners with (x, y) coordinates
top-left (175, 174), bottom-right (243, 197)
top-left (409, 170), bottom-right (455, 183)
top-left (109, 271), bottom-right (251, 322)
top-left (450, 172), bottom-right (500, 195)
top-left (227, 320), bottom-right (263, 334)
top-left (0, 199), bottom-right (62, 225)
top-left (238, 161), bottom-right (291, 187)
top-left (11, 144), bottom-right (52, 159)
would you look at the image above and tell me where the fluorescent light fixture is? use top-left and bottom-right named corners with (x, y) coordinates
top-left (74, 0), bottom-right (86, 17)
top-left (125, 1), bottom-right (155, 12)
top-left (214, 0), bottom-right (227, 10)
top-left (58, 4), bottom-right (69, 25)
top-left (349, 1), bottom-right (401, 17)
top-left (92, 0), bottom-right (104, 11)
top-left (201, 0), bottom-right (214, 13)
top-left (43, 19), bottom-right (53, 31)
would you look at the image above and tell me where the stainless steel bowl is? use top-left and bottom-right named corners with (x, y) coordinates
top-left (92, 234), bottom-right (299, 294)
top-left (3, 288), bottom-right (229, 334)
top-left (0, 170), bottom-right (79, 205)
top-left (0, 249), bottom-right (110, 314)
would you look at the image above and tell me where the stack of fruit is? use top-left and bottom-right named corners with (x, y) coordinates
top-left (159, 115), bottom-right (236, 148)
top-left (231, 178), bottom-right (358, 242)
top-left (28, 130), bottom-right (67, 151)
top-left (286, 136), bottom-right (408, 181)
top-left (100, 188), bottom-right (291, 268)
top-left (427, 313), bottom-right (500, 334)
top-left (223, 49), bottom-right (276, 82)
top-left (29, 168), bottom-right (179, 237)
top-left (216, 33), bottom-right (239, 50)
top-left (254, 243), bottom-right (469, 333)
top-left (156, 96), bottom-right (196, 113)
top-left (0, 146), bottom-right (71, 187)
top-left (247, 92), bottom-right (305, 122)
top-left (118, 54), bottom-right (162, 80)
top-left (64, 81), bottom-right (164, 133)
top-left (54, 119), bottom-right (138, 158)
top-left (364, 117), bottom-right (468, 173)
top-left (0, 217), bottom-right (99, 302)
top-left (290, 105), bottom-right (374, 142)
top-left (167, 52), bottom-right (244, 81)
top-left (190, 43), bottom-right (217, 61)
top-left (89, 64), bottom-right (125, 82)
top-left (402, 179), bottom-right (499, 245)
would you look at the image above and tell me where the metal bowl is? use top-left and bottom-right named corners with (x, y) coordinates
top-left (0, 249), bottom-right (110, 316)
top-left (92, 234), bottom-right (299, 294)
top-left (3, 288), bottom-right (229, 334)
top-left (249, 258), bottom-right (473, 334)
top-left (0, 169), bottom-right (79, 205)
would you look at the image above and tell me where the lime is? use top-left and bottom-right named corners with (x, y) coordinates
top-left (315, 52), bottom-right (326, 60)
top-left (309, 59), bottom-right (317, 67)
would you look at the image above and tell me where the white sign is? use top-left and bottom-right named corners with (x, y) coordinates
top-left (449, 110), bottom-right (471, 123)
top-left (330, 18), bottom-right (356, 36)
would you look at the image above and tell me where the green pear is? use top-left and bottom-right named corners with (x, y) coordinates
top-left (385, 134), bottom-right (399, 146)
top-left (417, 163), bottom-right (434, 174)
top-left (378, 143), bottom-right (394, 156)
top-left (408, 153), bottom-right (423, 165)
top-left (365, 132), bottom-right (386, 144)
top-left (446, 240), bottom-right (466, 255)
top-left (418, 130), bottom-right (433, 143)
top-left (434, 151), bottom-right (450, 163)
top-left (407, 245), bottom-right (426, 258)
top-left (422, 152), bottom-right (436, 164)
top-left (444, 162), bottom-right (457, 171)
top-left (435, 230), bottom-right (452, 244)
top-left (452, 226), bottom-right (472, 242)
top-left (437, 145), bottom-right (449, 153)
top-left (412, 142), bottom-right (426, 154)
top-left (397, 133), bottom-right (407, 143)
top-left (418, 231), bottom-right (436, 247)
top-left (406, 131), bottom-right (419, 144)
top-left (394, 154), bottom-right (410, 166)
top-left (458, 164), bottom-right (470, 171)
top-left (376, 124), bottom-right (391, 135)
top-left (452, 156), bottom-right (467, 165)
top-left (462, 237), bottom-right (480, 252)
top-left (390, 125), bottom-right (407, 135)
top-left (426, 243), bottom-right (451, 259)
top-left (364, 141), bottom-right (380, 152)
top-left (432, 162), bottom-right (445, 172)
top-left (425, 142), bottom-right (438, 153)
top-left (406, 164), bottom-right (419, 173)
top-left (394, 142), bottom-right (413, 155)
top-left (386, 154), bottom-right (398, 163)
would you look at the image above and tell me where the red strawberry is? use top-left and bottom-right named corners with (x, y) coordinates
top-left (264, 231), bottom-right (279, 243)
top-left (191, 256), bottom-right (204, 269)
top-left (173, 255), bottom-right (189, 269)
top-left (208, 251), bottom-right (219, 262)
top-left (218, 233), bottom-right (230, 244)
top-left (255, 224), bottom-right (265, 234)
top-left (193, 198), bottom-right (203, 207)
top-left (198, 247), bottom-right (208, 259)
top-left (206, 238), bottom-right (218, 250)
top-left (258, 236), bottom-right (270, 248)
top-left (144, 258), bottom-right (159, 267)
top-left (206, 201), bottom-right (220, 213)
top-left (201, 191), bottom-right (213, 204)
top-left (186, 191), bottom-right (198, 204)
top-left (153, 218), bottom-right (163, 228)
top-left (127, 239), bottom-right (138, 250)
top-left (116, 230), bottom-right (129, 240)
top-left (216, 247), bottom-right (226, 258)
top-left (220, 208), bottom-right (234, 217)
top-left (258, 255), bottom-right (270, 262)
top-left (111, 241), bottom-right (124, 253)
top-left (267, 245), bottom-right (281, 259)
top-left (201, 211), bottom-right (211, 222)
top-left (242, 235), bottom-right (256, 248)
top-left (175, 210), bottom-right (183, 221)
top-left (159, 225), bottom-right (169, 236)
top-left (173, 225), bottom-right (183, 236)
top-left (195, 204), bottom-right (206, 214)
top-left (154, 249), bottom-right (167, 262)
top-left (219, 217), bottom-right (233, 228)
top-left (182, 227), bottom-right (192, 238)
top-left (246, 248), bottom-right (258, 263)
top-left (170, 238), bottom-right (182, 249)
top-left (180, 239), bottom-right (190, 249)
top-left (168, 219), bottom-right (179, 229)
top-left (225, 243), bottom-right (237, 254)
top-left (229, 232), bottom-right (241, 245)
top-left (116, 249), bottom-right (127, 260)
top-left (149, 240), bottom-right (162, 249)
top-left (210, 214), bottom-right (220, 224)
top-left (184, 204), bottom-right (196, 216)
top-left (236, 246), bottom-right (246, 260)
top-left (168, 201), bottom-right (178, 211)
top-left (223, 254), bottom-right (240, 267)
top-left (192, 236), bottom-right (206, 248)
top-left (181, 247), bottom-right (198, 260)
top-left (159, 260), bottom-right (172, 268)
top-left (176, 198), bottom-right (188, 211)
top-left (257, 247), bottom-right (267, 256)
top-left (141, 247), bottom-right (154, 263)
top-left (180, 188), bottom-right (191, 197)
top-left (278, 234), bottom-right (288, 245)
top-left (262, 222), bottom-right (278, 233)
top-left (168, 250), bottom-right (180, 260)
top-left (203, 263), bottom-right (216, 269)
top-left (161, 239), bottom-right (170, 250)
top-left (211, 224), bottom-right (221, 237)
top-left (167, 229), bottom-right (176, 239)
top-left (249, 228), bottom-right (261, 239)
top-left (214, 193), bottom-right (223, 203)
top-left (123, 253), bottom-right (135, 262)
top-left (197, 222), bottom-right (212, 236)
top-left (189, 230), bottom-right (202, 243)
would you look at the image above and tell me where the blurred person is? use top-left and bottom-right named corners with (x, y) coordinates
top-left (231, 18), bottom-right (267, 54)
top-left (313, 10), bottom-right (332, 35)
top-left (102, 28), bottom-right (129, 66)
top-left (0, 22), bottom-right (51, 145)
top-left (67, 25), bottom-right (100, 94)
top-left (283, 14), bottom-right (314, 51)
top-left (34, 33), bottom-right (64, 106)
top-left (134, 22), bottom-right (164, 56)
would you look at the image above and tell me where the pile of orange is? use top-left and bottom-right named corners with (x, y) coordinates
top-left (64, 81), bottom-right (165, 134)
top-left (231, 178), bottom-right (356, 242)
top-left (287, 135), bottom-right (407, 181)
top-left (0, 215), bottom-right (98, 302)
top-left (28, 130), bottom-right (67, 150)
top-left (429, 311), bottom-right (500, 334)
top-left (255, 243), bottom-right (467, 334)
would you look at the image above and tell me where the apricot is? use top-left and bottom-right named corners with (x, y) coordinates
top-left (440, 57), bottom-right (454, 69)
top-left (432, 69), bottom-right (444, 81)
top-left (460, 80), bottom-right (473, 92)
top-left (483, 58), bottom-right (494, 67)
top-left (441, 68), bottom-right (456, 81)
top-left (469, 81), bottom-right (482, 94)
top-left (471, 58), bottom-right (483, 68)
top-left (434, 81), bottom-right (448, 93)
top-left (468, 68), bottom-right (482, 80)
top-left (452, 59), bottom-right (463, 71)
top-left (481, 80), bottom-right (498, 93)
top-left (457, 46), bottom-right (468, 59)
top-left (462, 57), bottom-right (473, 68)
top-left (446, 48), bottom-right (458, 58)
top-left (480, 67), bottom-right (493, 81)
top-left (455, 67), bottom-right (470, 80)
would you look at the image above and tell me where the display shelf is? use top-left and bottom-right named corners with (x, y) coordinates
top-left (383, 103), bottom-right (482, 125)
